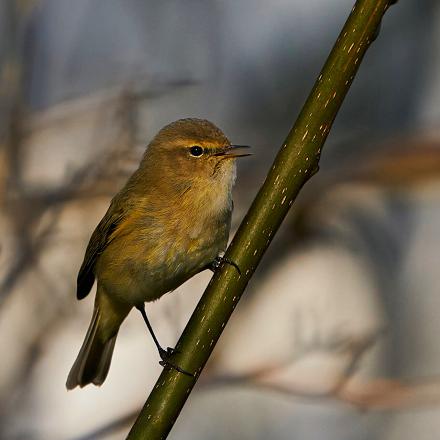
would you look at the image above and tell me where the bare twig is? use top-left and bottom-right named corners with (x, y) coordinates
top-left (127, 1), bottom-right (399, 438)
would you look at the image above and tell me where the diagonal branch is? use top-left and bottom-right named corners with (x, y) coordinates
top-left (127, 1), bottom-right (399, 438)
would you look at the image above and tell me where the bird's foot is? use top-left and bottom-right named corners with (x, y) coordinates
top-left (210, 256), bottom-right (241, 275)
top-left (158, 347), bottom-right (194, 377)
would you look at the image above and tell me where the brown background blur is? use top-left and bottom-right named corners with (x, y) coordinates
top-left (2, 1), bottom-right (440, 439)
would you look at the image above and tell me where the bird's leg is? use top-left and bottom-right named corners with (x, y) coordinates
top-left (209, 255), bottom-right (241, 275)
top-left (136, 304), bottom-right (193, 377)
top-left (136, 303), bottom-right (170, 355)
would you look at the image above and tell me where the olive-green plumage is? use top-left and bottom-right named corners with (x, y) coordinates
top-left (66, 118), bottom-right (246, 389)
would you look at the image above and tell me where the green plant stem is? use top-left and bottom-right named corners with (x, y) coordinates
top-left (127, 1), bottom-right (398, 438)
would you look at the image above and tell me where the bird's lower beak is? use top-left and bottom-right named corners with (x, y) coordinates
top-left (215, 145), bottom-right (252, 159)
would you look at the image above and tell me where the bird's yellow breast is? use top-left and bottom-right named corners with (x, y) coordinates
top-left (96, 177), bottom-right (233, 304)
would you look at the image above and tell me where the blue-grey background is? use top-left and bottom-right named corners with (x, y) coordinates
top-left (2, 1), bottom-right (440, 439)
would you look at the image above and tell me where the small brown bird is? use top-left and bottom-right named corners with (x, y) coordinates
top-left (66, 118), bottom-right (249, 389)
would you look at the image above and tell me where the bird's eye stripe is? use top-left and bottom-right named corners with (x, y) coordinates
top-left (189, 146), bottom-right (204, 157)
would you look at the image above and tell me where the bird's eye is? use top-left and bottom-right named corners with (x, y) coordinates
top-left (189, 146), bottom-right (204, 157)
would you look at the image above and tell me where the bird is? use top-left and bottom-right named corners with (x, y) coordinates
top-left (66, 118), bottom-right (250, 389)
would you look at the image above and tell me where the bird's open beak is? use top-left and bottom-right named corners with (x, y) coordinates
top-left (215, 145), bottom-right (252, 159)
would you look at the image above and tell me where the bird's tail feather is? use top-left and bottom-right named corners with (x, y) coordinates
top-left (66, 306), bottom-right (117, 390)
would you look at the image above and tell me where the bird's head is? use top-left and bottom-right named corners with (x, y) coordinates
top-left (143, 118), bottom-right (250, 188)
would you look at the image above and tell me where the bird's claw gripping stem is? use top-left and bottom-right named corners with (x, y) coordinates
top-left (137, 304), bottom-right (194, 377)
top-left (210, 256), bottom-right (241, 275)
top-left (158, 347), bottom-right (194, 377)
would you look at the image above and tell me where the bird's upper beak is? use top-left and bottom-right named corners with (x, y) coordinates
top-left (215, 145), bottom-right (252, 159)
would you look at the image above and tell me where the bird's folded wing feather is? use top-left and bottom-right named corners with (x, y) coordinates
top-left (76, 199), bottom-right (126, 300)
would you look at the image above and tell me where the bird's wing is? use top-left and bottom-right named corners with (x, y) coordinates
top-left (76, 200), bottom-right (126, 300)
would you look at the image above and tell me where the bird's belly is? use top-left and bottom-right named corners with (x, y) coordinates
top-left (98, 223), bottom-right (229, 305)
top-left (144, 227), bottom-right (228, 297)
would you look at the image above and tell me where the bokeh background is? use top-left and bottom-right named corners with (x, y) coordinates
top-left (2, 1), bottom-right (440, 439)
